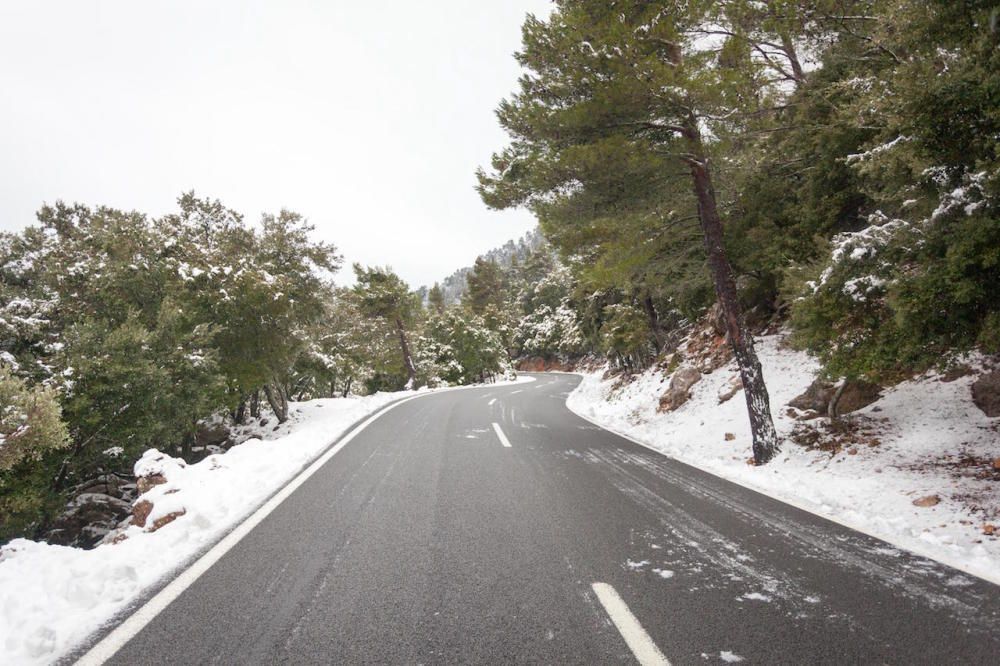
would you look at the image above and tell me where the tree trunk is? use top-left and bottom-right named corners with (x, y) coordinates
top-left (641, 292), bottom-right (666, 353)
top-left (181, 425), bottom-right (195, 459)
top-left (234, 396), bottom-right (247, 425)
top-left (684, 118), bottom-right (780, 464)
top-left (779, 33), bottom-right (806, 86)
top-left (249, 390), bottom-right (261, 419)
top-left (395, 316), bottom-right (418, 389)
top-left (263, 382), bottom-right (289, 423)
top-left (342, 376), bottom-right (353, 398)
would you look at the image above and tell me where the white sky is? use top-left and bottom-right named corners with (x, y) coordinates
top-left (0, 1), bottom-right (550, 287)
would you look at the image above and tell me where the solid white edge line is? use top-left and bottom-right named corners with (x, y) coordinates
top-left (591, 582), bottom-right (670, 666)
top-left (76, 378), bottom-right (531, 665)
top-left (555, 372), bottom-right (1000, 588)
top-left (491, 422), bottom-right (512, 448)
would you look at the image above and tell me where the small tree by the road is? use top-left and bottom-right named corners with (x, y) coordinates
top-left (351, 265), bottom-right (421, 389)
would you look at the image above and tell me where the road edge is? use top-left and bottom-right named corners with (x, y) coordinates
top-left (555, 371), bottom-right (1000, 588)
top-left (69, 378), bottom-right (531, 665)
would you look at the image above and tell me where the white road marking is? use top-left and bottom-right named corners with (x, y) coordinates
top-left (75, 392), bottom-right (436, 665)
top-left (491, 422), bottom-right (512, 448)
top-left (591, 582), bottom-right (670, 666)
top-left (509, 389), bottom-right (524, 395)
top-left (488, 398), bottom-right (497, 406)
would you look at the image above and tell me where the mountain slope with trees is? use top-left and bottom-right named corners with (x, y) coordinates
top-left (0, 196), bottom-right (513, 546)
top-left (473, 0), bottom-right (999, 446)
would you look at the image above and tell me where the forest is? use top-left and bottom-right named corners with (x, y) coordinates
top-left (1, 0), bottom-right (998, 546)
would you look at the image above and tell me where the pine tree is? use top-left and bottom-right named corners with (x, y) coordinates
top-left (351, 265), bottom-right (421, 389)
top-left (478, 1), bottom-right (788, 462)
top-left (427, 282), bottom-right (446, 314)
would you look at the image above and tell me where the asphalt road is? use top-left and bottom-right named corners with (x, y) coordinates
top-left (83, 374), bottom-right (999, 664)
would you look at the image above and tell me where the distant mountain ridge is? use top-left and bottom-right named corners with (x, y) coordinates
top-left (425, 228), bottom-right (545, 305)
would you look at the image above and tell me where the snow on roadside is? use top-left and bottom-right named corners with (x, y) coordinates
top-left (0, 377), bottom-right (531, 665)
top-left (567, 335), bottom-right (1000, 584)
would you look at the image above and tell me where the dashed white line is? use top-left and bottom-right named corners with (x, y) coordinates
top-left (488, 398), bottom-right (497, 406)
top-left (491, 422), bottom-right (512, 448)
top-left (591, 582), bottom-right (670, 666)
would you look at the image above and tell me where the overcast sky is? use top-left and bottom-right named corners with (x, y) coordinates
top-left (0, 1), bottom-right (550, 287)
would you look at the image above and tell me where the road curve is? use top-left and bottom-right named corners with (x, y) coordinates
top-left (77, 373), bottom-right (999, 665)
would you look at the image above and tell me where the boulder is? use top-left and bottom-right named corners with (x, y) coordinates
top-left (132, 499), bottom-right (154, 528)
top-left (195, 421), bottom-right (230, 448)
top-left (971, 371), bottom-right (1000, 417)
top-left (131, 499), bottom-right (185, 532)
top-left (833, 381), bottom-right (882, 415)
top-left (658, 367), bottom-right (702, 412)
top-left (718, 375), bottom-right (743, 404)
top-left (46, 493), bottom-right (134, 549)
top-left (788, 379), bottom-right (837, 413)
top-left (788, 378), bottom-right (881, 416)
top-left (136, 473), bottom-right (167, 495)
top-left (73, 473), bottom-right (137, 503)
top-left (912, 495), bottom-right (940, 508)
top-left (940, 364), bottom-right (972, 383)
top-left (150, 510), bottom-right (186, 532)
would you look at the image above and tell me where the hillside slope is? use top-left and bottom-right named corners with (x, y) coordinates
top-left (567, 335), bottom-right (1000, 584)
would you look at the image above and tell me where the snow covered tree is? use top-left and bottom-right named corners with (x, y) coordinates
top-left (0, 364), bottom-right (69, 541)
top-left (419, 310), bottom-right (510, 385)
top-left (478, 1), bottom-right (786, 462)
top-left (351, 265), bottom-right (421, 389)
top-left (785, 1), bottom-right (1000, 379)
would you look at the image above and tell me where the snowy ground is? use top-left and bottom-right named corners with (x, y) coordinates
top-left (0, 377), bottom-right (531, 666)
top-left (567, 335), bottom-right (1000, 585)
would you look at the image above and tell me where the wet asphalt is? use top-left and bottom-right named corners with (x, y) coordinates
top-left (90, 374), bottom-right (999, 665)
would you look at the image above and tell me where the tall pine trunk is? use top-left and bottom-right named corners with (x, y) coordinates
top-left (683, 118), bottom-right (780, 464)
top-left (395, 316), bottom-right (418, 389)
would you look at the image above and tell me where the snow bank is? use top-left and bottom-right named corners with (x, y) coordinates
top-left (567, 336), bottom-right (1000, 584)
top-left (0, 377), bottom-right (531, 665)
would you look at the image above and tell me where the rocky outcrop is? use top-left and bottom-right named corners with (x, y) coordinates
top-left (516, 357), bottom-right (574, 372)
top-left (971, 371), bottom-right (1000, 417)
top-left (46, 493), bottom-right (134, 548)
top-left (136, 473), bottom-right (167, 495)
top-left (73, 473), bottom-right (137, 503)
top-left (789, 378), bottom-right (881, 417)
top-left (789, 379), bottom-right (837, 413)
top-left (658, 367), bottom-right (702, 412)
top-left (195, 421), bottom-right (231, 449)
top-left (834, 381), bottom-right (881, 416)
top-left (912, 495), bottom-right (941, 508)
top-left (131, 500), bottom-right (185, 531)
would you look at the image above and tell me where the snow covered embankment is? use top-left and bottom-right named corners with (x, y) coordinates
top-left (567, 336), bottom-right (1000, 585)
top-left (0, 378), bottom-right (521, 666)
